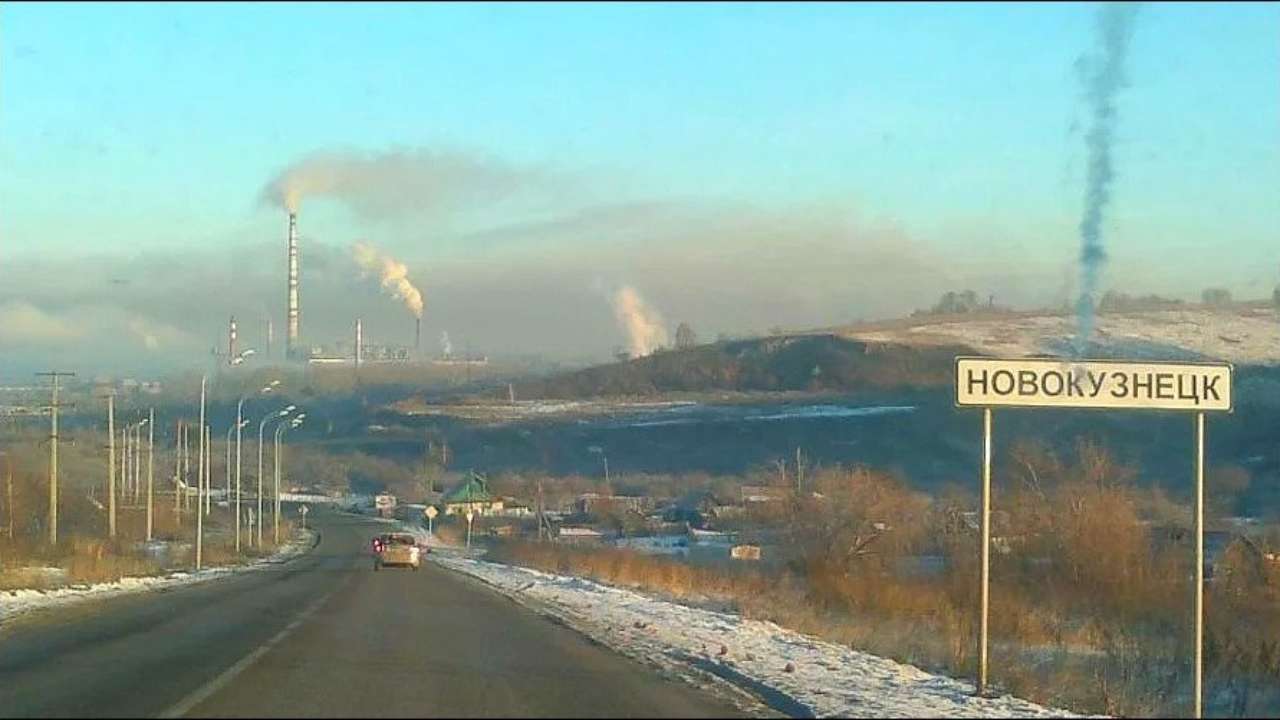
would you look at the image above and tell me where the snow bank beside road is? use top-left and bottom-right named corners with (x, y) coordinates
top-left (0, 530), bottom-right (318, 626)
top-left (429, 550), bottom-right (1086, 719)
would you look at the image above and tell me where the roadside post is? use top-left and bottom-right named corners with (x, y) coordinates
top-left (954, 356), bottom-right (1231, 713)
top-left (298, 504), bottom-right (309, 531)
top-left (425, 505), bottom-right (438, 536)
top-left (465, 510), bottom-right (474, 550)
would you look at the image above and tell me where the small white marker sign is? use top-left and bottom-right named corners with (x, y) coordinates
top-left (425, 506), bottom-right (438, 520)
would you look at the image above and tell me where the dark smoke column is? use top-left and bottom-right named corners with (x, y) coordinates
top-left (286, 212), bottom-right (300, 359)
top-left (1075, 3), bottom-right (1140, 355)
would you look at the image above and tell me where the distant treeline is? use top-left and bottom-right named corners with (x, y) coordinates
top-left (512, 335), bottom-right (962, 399)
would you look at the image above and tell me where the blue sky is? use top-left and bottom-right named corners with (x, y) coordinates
top-left (0, 2), bottom-right (1277, 371)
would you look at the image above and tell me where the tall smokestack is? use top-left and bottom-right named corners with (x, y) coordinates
top-left (355, 318), bottom-right (363, 370)
top-left (228, 315), bottom-right (238, 365)
top-left (286, 212), bottom-right (300, 359)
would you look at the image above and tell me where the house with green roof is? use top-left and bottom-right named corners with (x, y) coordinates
top-left (442, 472), bottom-right (504, 517)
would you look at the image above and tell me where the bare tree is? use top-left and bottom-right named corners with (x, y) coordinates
top-left (1202, 287), bottom-right (1233, 307)
top-left (674, 322), bottom-right (698, 350)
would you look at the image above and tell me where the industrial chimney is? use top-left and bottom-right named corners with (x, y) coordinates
top-left (355, 318), bottom-right (363, 370)
top-left (286, 212), bottom-right (300, 359)
top-left (228, 315), bottom-right (238, 365)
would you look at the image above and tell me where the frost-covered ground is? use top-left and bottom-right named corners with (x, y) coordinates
top-left (413, 531), bottom-right (1087, 719)
top-left (845, 307), bottom-right (1280, 365)
top-left (0, 529), bottom-right (317, 626)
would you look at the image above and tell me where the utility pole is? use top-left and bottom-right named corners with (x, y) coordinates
top-left (133, 421), bottom-right (142, 505)
top-left (0, 452), bottom-right (13, 540)
top-left (196, 424), bottom-right (205, 570)
top-left (146, 408), bottom-right (154, 541)
top-left (795, 447), bottom-right (804, 494)
top-left (182, 420), bottom-right (191, 513)
top-left (121, 426), bottom-right (128, 509)
top-left (36, 371), bottom-right (75, 546)
top-left (106, 393), bottom-right (117, 538)
top-left (536, 479), bottom-right (547, 542)
top-left (174, 420), bottom-right (182, 527)
top-left (197, 375), bottom-right (206, 522)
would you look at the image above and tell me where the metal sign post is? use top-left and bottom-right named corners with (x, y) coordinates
top-left (465, 510), bottom-right (475, 549)
top-left (425, 505), bottom-right (438, 535)
top-left (954, 356), bottom-right (1230, 713)
top-left (979, 406), bottom-right (992, 696)
top-left (1194, 411), bottom-right (1205, 719)
top-left (298, 504), bottom-right (309, 531)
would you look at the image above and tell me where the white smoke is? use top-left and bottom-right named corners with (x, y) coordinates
top-left (128, 318), bottom-right (161, 350)
top-left (611, 286), bottom-right (668, 357)
top-left (351, 242), bottom-right (425, 319)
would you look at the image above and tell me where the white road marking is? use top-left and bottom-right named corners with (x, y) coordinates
top-left (157, 573), bottom-right (350, 719)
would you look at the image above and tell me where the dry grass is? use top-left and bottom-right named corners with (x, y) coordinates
top-left (487, 453), bottom-right (1280, 717)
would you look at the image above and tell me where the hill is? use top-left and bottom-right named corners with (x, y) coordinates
top-left (511, 334), bottom-right (965, 399)
top-left (509, 304), bottom-right (1279, 401)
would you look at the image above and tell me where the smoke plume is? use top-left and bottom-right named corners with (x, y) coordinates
top-left (352, 242), bottom-right (425, 319)
top-left (611, 285), bottom-right (668, 357)
top-left (1075, 3), bottom-right (1140, 354)
top-left (260, 147), bottom-right (534, 217)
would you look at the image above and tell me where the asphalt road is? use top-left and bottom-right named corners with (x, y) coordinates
top-left (0, 509), bottom-right (744, 718)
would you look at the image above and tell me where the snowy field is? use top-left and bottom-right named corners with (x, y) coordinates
top-left (845, 307), bottom-right (1280, 365)
top-left (423, 539), bottom-right (1088, 719)
top-left (0, 529), bottom-right (317, 626)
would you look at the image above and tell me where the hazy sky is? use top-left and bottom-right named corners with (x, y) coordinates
top-left (1, 2), bottom-right (1277, 377)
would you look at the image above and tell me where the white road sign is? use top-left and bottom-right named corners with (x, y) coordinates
top-left (299, 504), bottom-right (309, 516)
top-left (424, 506), bottom-right (438, 520)
top-left (955, 357), bottom-right (1231, 412)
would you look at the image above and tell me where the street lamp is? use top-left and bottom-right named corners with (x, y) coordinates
top-left (236, 380), bottom-right (280, 552)
top-left (225, 419), bottom-right (248, 512)
top-left (130, 418), bottom-right (149, 505)
top-left (274, 413), bottom-right (305, 544)
top-left (258, 404), bottom-right (296, 547)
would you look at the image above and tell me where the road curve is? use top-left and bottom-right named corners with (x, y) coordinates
top-left (0, 509), bottom-right (744, 718)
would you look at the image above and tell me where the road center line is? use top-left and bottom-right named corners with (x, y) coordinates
top-left (157, 571), bottom-right (350, 719)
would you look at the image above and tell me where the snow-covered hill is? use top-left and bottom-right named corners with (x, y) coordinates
top-left (842, 307), bottom-right (1280, 365)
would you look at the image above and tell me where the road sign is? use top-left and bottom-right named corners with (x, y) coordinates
top-left (299, 504), bottom-right (309, 516)
top-left (955, 354), bottom-right (1231, 711)
top-left (464, 510), bottom-right (474, 523)
top-left (424, 506), bottom-right (438, 520)
top-left (955, 357), bottom-right (1231, 412)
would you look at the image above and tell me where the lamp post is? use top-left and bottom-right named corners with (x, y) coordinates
top-left (226, 420), bottom-right (244, 510)
top-left (235, 378), bottom-right (277, 552)
top-left (274, 414), bottom-right (305, 545)
top-left (194, 375), bottom-right (206, 568)
top-left (102, 393), bottom-right (116, 539)
top-left (143, 412), bottom-right (153, 541)
top-left (258, 405), bottom-right (295, 547)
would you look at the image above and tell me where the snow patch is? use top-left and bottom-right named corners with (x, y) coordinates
top-left (428, 550), bottom-right (1092, 718)
top-left (0, 529), bottom-right (317, 626)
